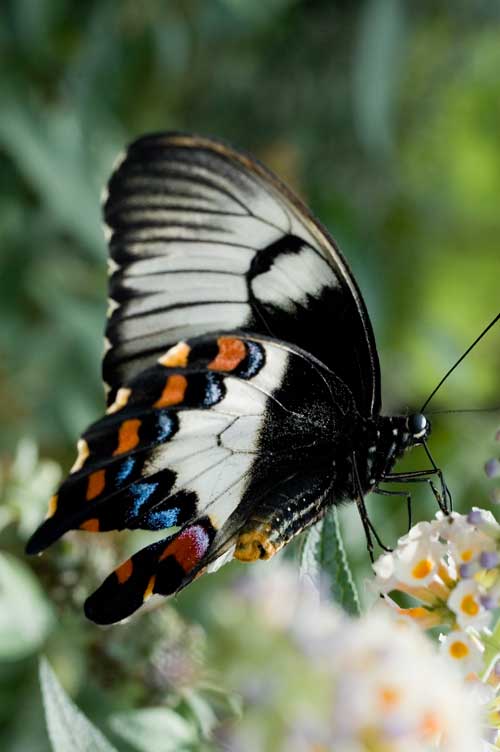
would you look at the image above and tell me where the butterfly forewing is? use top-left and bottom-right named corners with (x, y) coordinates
top-left (103, 132), bottom-right (380, 416)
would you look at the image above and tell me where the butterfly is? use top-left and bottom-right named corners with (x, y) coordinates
top-left (26, 132), bottom-right (445, 624)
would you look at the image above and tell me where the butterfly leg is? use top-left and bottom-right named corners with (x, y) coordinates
top-left (351, 454), bottom-right (392, 559)
top-left (373, 487), bottom-right (413, 532)
top-left (422, 441), bottom-right (453, 512)
top-left (381, 470), bottom-right (449, 515)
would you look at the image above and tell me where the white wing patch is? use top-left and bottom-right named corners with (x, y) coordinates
top-left (138, 344), bottom-right (289, 529)
top-left (118, 302), bottom-right (250, 344)
top-left (119, 244), bottom-right (254, 276)
top-left (252, 244), bottom-right (338, 313)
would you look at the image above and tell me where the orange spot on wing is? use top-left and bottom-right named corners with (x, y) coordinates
top-left (159, 525), bottom-right (210, 572)
top-left (113, 418), bottom-right (141, 456)
top-left (86, 469), bottom-right (106, 500)
top-left (80, 518), bottom-right (100, 532)
top-left (158, 342), bottom-right (190, 368)
top-left (116, 558), bottom-right (133, 584)
top-left (144, 574), bottom-right (156, 600)
top-left (208, 337), bottom-right (247, 371)
top-left (154, 374), bottom-right (188, 408)
top-left (208, 337), bottom-right (246, 372)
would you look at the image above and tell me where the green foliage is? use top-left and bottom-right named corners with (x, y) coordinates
top-left (0, 555), bottom-right (54, 661)
top-left (109, 708), bottom-right (197, 752)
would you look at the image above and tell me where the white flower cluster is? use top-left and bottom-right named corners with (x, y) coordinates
top-left (226, 563), bottom-right (483, 752)
top-left (372, 507), bottom-right (500, 748)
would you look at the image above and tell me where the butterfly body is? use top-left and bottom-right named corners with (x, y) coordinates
top-left (27, 132), bottom-right (432, 624)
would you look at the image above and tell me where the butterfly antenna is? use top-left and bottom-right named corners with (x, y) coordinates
top-left (420, 312), bottom-right (500, 413)
top-left (426, 406), bottom-right (500, 416)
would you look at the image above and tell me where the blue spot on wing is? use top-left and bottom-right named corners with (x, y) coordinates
top-left (116, 456), bottom-right (135, 486)
top-left (145, 507), bottom-right (181, 530)
top-left (204, 373), bottom-right (223, 406)
top-left (239, 340), bottom-right (264, 379)
top-left (128, 482), bottom-right (159, 519)
top-left (157, 412), bottom-right (175, 441)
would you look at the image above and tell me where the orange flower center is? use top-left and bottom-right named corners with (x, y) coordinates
top-left (449, 640), bottom-right (469, 659)
top-left (412, 558), bottom-right (433, 579)
top-left (460, 594), bottom-right (479, 616)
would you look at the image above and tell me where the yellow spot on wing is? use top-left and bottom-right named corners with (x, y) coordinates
top-left (113, 418), bottom-right (141, 455)
top-left (116, 559), bottom-right (133, 584)
top-left (46, 495), bottom-right (58, 519)
top-left (154, 374), bottom-right (187, 407)
top-left (86, 469), bottom-right (106, 501)
top-left (144, 575), bottom-right (156, 601)
top-left (70, 439), bottom-right (89, 473)
top-left (106, 387), bottom-right (132, 414)
top-left (158, 341), bottom-right (190, 368)
top-left (80, 518), bottom-right (100, 532)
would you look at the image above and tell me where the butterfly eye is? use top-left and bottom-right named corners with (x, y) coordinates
top-left (407, 413), bottom-right (429, 439)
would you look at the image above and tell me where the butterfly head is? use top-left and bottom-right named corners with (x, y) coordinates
top-left (406, 413), bottom-right (431, 443)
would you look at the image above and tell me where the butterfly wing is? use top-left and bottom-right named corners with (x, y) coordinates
top-left (27, 334), bottom-right (352, 623)
top-left (103, 132), bottom-right (380, 416)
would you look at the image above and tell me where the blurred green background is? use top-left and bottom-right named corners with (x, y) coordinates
top-left (1, 1), bottom-right (499, 750)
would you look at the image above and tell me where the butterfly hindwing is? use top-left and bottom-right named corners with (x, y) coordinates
top-left (103, 132), bottom-right (380, 416)
top-left (84, 464), bottom-right (336, 626)
top-left (27, 333), bottom-right (352, 622)
top-left (84, 518), bottom-right (217, 625)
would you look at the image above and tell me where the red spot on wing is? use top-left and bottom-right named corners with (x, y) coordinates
top-left (208, 337), bottom-right (246, 372)
top-left (159, 525), bottom-right (211, 573)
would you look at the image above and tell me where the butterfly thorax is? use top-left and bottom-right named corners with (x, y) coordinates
top-left (352, 413), bottom-right (431, 496)
top-left (234, 411), bottom-right (430, 563)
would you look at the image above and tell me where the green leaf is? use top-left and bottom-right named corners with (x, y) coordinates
top-left (39, 658), bottom-right (118, 752)
top-left (183, 690), bottom-right (218, 738)
top-left (481, 612), bottom-right (500, 678)
top-left (110, 708), bottom-right (197, 752)
top-left (299, 507), bottom-right (360, 616)
top-left (0, 553), bottom-right (54, 660)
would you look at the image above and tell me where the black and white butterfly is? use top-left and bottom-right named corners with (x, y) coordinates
top-left (27, 132), bottom-right (446, 624)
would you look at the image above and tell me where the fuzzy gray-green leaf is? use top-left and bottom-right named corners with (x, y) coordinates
top-left (39, 658), bottom-right (118, 752)
top-left (300, 507), bottom-right (360, 616)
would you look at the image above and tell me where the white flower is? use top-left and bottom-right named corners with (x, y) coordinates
top-left (438, 512), bottom-right (497, 572)
top-left (448, 580), bottom-right (493, 631)
top-left (371, 551), bottom-right (398, 594)
top-left (392, 536), bottom-right (446, 588)
top-left (328, 609), bottom-right (483, 752)
top-left (439, 630), bottom-right (484, 676)
top-left (467, 508), bottom-right (500, 539)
